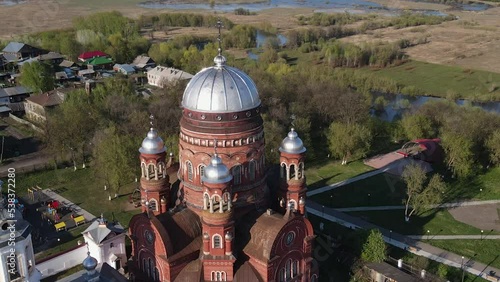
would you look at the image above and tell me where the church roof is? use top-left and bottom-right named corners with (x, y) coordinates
top-left (154, 208), bottom-right (202, 255)
top-left (174, 257), bottom-right (203, 282)
top-left (234, 261), bottom-right (264, 282)
top-left (82, 218), bottom-right (125, 244)
top-left (239, 210), bottom-right (289, 262)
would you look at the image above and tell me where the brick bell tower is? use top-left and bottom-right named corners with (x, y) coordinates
top-left (139, 117), bottom-right (170, 215)
top-left (200, 153), bottom-right (236, 281)
top-left (278, 128), bottom-right (307, 215)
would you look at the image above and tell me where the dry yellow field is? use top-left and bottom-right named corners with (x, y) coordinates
top-left (1, 0), bottom-right (499, 73)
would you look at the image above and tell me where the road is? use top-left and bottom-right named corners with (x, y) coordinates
top-left (0, 151), bottom-right (50, 177)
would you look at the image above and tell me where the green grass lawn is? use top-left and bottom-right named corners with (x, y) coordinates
top-left (310, 173), bottom-right (406, 207)
top-left (347, 209), bottom-right (498, 236)
top-left (12, 167), bottom-right (141, 227)
top-left (306, 159), bottom-right (373, 190)
top-left (430, 240), bottom-right (500, 270)
top-left (35, 225), bottom-right (89, 262)
top-left (448, 166), bottom-right (500, 201)
top-left (357, 60), bottom-right (500, 101)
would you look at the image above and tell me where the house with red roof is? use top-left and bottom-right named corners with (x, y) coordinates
top-left (78, 51), bottom-right (108, 62)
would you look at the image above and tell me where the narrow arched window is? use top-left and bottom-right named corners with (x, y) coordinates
top-left (298, 162), bottom-right (304, 179)
top-left (155, 267), bottom-right (159, 282)
top-left (289, 200), bottom-right (296, 212)
top-left (249, 161), bottom-right (256, 181)
top-left (292, 260), bottom-right (299, 277)
top-left (199, 164), bottom-right (206, 178)
top-left (186, 161), bottom-right (193, 181)
top-left (279, 268), bottom-right (285, 282)
top-left (232, 165), bottom-right (241, 185)
top-left (148, 163), bottom-right (156, 180)
top-left (149, 199), bottom-right (158, 211)
top-left (280, 163), bottom-right (286, 179)
top-left (289, 164), bottom-right (296, 180)
top-left (213, 234), bottom-right (222, 248)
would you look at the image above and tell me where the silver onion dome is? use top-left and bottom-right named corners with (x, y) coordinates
top-left (279, 128), bottom-right (306, 154)
top-left (139, 128), bottom-right (166, 154)
top-left (82, 252), bottom-right (98, 271)
top-left (181, 55), bottom-right (261, 113)
top-left (202, 154), bottom-right (233, 184)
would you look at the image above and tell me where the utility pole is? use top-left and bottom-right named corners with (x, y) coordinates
top-left (0, 135), bottom-right (4, 163)
top-left (461, 256), bottom-right (465, 282)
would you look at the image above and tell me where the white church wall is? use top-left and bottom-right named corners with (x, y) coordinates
top-left (36, 244), bottom-right (87, 278)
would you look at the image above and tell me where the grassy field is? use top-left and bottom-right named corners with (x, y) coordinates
top-left (306, 160), bottom-right (373, 190)
top-left (430, 239), bottom-right (500, 270)
top-left (357, 60), bottom-right (500, 101)
top-left (12, 167), bottom-right (142, 227)
top-left (310, 173), bottom-right (406, 207)
top-left (348, 209), bottom-right (498, 236)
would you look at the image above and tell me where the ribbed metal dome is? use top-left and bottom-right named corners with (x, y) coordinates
top-left (181, 55), bottom-right (261, 113)
top-left (82, 252), bottom-right (98, 271)
top-left (139, 128), bottom-right (166, 154)
top-left (202, 154), bottom-right (233, 184)
top-left (279, 128), bottom-right (306, 154)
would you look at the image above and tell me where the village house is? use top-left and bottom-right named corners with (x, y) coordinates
top-left (113, 64), bottom-right (136, 75)
top-left (24, 89), bottom-right (67, 123)
top-left (131, 55), bottom-right (156, 71)
top-left (59, 60), bottom-right (78, 69)
top-left (1, 41), bottom-right (46, 62)
top-left (0, 86), bottom-right (33, 111)
top-left (85, 57), bottom-right (114, 70)
top-left (146, 66), bottom-right (193, 88)
top-left (37, 52), bottom-right (65, 67)
top-left (78, 51), bottom-right (108, 62)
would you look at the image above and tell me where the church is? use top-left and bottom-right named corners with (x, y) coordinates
top-left (128, 49), bottom-right (318, 281)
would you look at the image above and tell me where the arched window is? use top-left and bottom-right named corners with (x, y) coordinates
top-left (311, 274), bottom-right (318, 282)
top-left (147, 258), bottom-right (152, 278)
top-left (298, 162), bottom-right (304, 179)
top-left (280, 163), bottom-right (286, 179)
top-left (286, 259), bottom-right (292, 279)
top-left (186, 161), bottom-right (193, 181)
top-left (292, 260), bottom-right (299, 277)
top-left (203, 193), bottom-right (210, 210)
top-left (216, 271), bottom-right (222, 281)
top-left (249, 161), bottom-right (256, 181)
top-left (142, 259), bottom-right (147, 273)
top-left (155, 267), bottom-right (159, 282)
top-left (158, 162), bottom-right (165, 178)
top-left (289, 200), bottom-right (296, 212)
top-left (212, 234), bottom-right (222, 249)
top-left (232, 165), bottom-right (241, 185)
top-left (148, 163), bottom-right (156, 180)
top-left (141, 163), bottom-right (147, 178)
top-left (279, 268), bottom-right (285, 282)
top-left (199, 164), bottom-right (206, 178)
top-left (149, 199), bottom-right (158, 211)
top-left (289, 164), bottom-right (296, 180)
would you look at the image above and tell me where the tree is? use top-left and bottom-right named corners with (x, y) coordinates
top-left (360, 229), bottom-right (387, 263)
top-left (441, 130), bottom-right (474, 178)
top-left (327, 122), bottom-right (372, 165)
top-left (400, 114), bottom-right (436, 140)
top-left (486, 129), bottom-right (500, 165)
top-left (19, 61), bottom-right (55, 93)
top-left (402, 163), bottom-right (446, 221)
top-left (92, 126), bottom-right (138, 194)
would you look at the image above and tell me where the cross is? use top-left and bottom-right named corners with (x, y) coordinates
top-left (149, 114), bottom-right (154, 128)
top-left (216, 18), bottom-right (224, 55)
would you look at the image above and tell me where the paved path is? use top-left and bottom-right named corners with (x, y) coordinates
top-left (41, 189), bottom-right (96, 222)
top-left (407, 235), bottom-right (500, 240)
top-left (307, 201), bottom-right (500, 281)
top-left (336, 200), bottom-right (500, 212)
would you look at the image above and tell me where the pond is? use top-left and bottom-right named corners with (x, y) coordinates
top-left (372, 93), bottom-right (500, 122)
top-left (0, 0), bottom-right (27, 6)
top-left (139, 0), bottom-right (384, 12)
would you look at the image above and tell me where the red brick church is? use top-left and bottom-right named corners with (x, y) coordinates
top-left (128, 52), bottom-right (318, 281)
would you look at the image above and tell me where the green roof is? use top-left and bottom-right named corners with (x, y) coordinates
top-left (85, 57), bottom-right (113, 65)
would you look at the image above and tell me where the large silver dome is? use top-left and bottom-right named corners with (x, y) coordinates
top-left (202, 154), bottom-right (233, 184)
top-left (139, 128), bottom-right (166, 154)
top-left (181, 55), bottom-right (261, 113)
top-left (279, 128), bottom-right (306, 154)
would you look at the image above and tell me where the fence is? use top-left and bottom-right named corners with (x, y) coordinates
top-left (36, 243), bottom-right (87, 278)
top-left (8, 113), bottom-right (43, 133)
